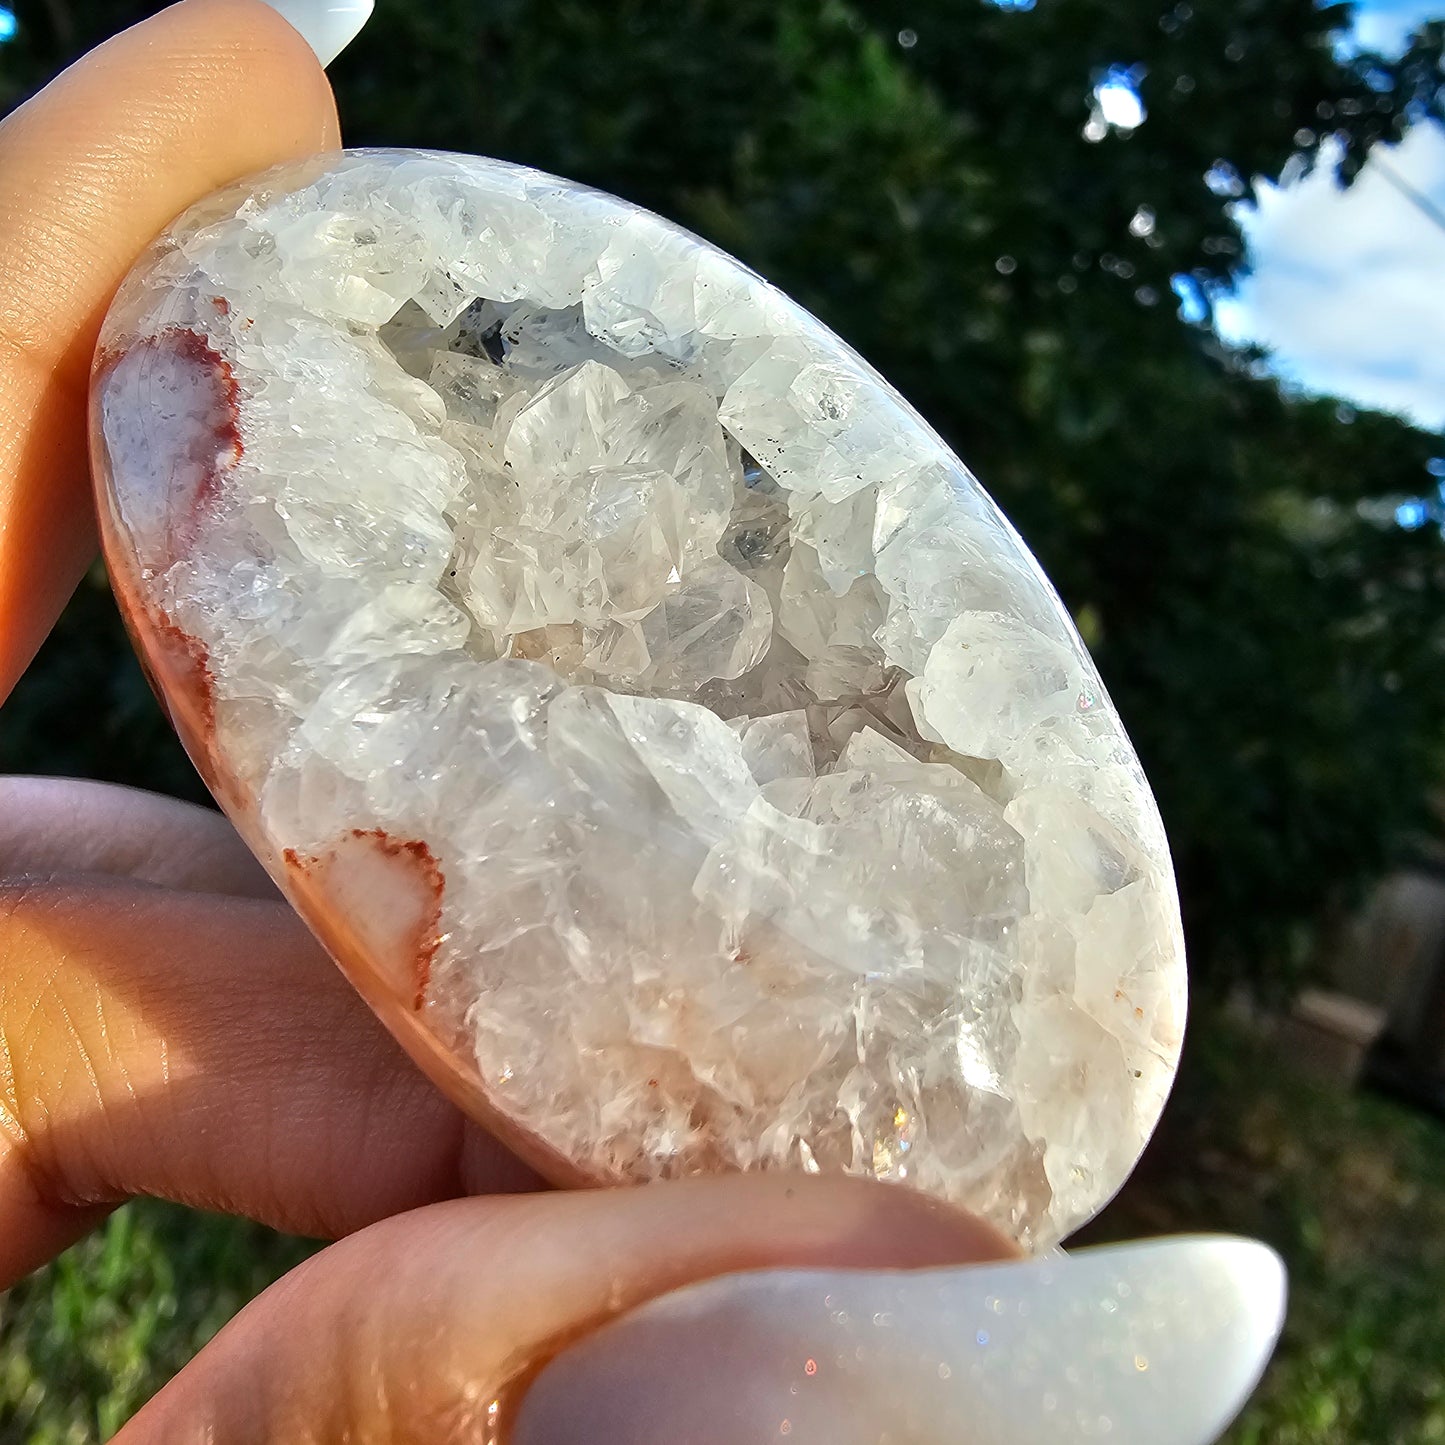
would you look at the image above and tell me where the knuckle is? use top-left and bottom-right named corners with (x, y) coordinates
top-left (0, 875), bottom-right (109, 1205)
top-left (0, 871), bottom-right (69, 918)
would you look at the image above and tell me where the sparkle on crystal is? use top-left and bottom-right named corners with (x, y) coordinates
top-left (92, 150), bottom-right (1186, 1248)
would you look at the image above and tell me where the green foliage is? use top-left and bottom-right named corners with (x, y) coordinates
top-left (3, 3), bottom-right (1443, 994)
top-left (0, 1203), bottom-right (313, 1442)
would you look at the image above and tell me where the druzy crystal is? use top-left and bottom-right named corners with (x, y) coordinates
top-left (91, 150), bottom-right (1185, 1247)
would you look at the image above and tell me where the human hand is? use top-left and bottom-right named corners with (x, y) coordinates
top-left (0, 3), bottom-right (1282, 1438)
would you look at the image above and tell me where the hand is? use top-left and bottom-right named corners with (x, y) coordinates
top-left (0, 4), bottom-right (1279, 1440)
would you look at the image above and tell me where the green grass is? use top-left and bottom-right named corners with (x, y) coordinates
top-left (3, 1023), bottom-right (1444, 1442)
top-left (0, 1209), bottom-right (313, 1443)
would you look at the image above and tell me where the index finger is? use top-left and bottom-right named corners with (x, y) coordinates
top-left (0, 0), bottom-right (340, 702)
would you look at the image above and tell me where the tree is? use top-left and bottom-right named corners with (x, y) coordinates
top-left (4, 0), bottom-right (1443, 994)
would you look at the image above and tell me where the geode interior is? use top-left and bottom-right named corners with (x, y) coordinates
top-left (91, 150), bottom-right (1185, 1248)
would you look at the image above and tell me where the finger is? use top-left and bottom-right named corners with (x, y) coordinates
top-left (0, 0), bottom-right (340, 703)
top-left (119, 1177), bottom-right (1019, 1443)
top-left (118, 1183), bottom-right (1281, 1445)
top-left (0, 776), bottom-right (275, 896)
top-left (0, 875), bottom-right (540, 1288)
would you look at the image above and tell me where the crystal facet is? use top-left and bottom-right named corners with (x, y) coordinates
top-left (90, 150), bottom-right (1185, 1247)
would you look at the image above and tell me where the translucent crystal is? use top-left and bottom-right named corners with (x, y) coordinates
top-left (91, 150), bottom-right (1185, 1248)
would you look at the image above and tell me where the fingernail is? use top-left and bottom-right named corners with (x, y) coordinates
top-left (510, 1236), bottom-right (1286, 1445)
top-left (258, 0), bottom-right (374, 67)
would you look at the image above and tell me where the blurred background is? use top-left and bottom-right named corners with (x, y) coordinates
top-left (2, 0), bottom-right (1444, 1438)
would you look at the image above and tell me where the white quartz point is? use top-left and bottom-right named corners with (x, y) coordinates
top-left (510, 1236), bottom-right (1288, 1445)
top-left (90, 150), bottom-right (1187, 1248)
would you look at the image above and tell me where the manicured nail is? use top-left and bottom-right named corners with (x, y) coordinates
top-left (259, 0), bottom-right (374, 67)
top-left (511, 1236), bottom-right (1286, 1445)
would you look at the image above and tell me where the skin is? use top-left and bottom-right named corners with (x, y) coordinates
top-left (0, 3), bottom-right (1016, 1438)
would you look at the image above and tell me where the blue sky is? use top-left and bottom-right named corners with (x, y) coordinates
top-left (1347, 0), bottom-right (1444, 52)
top-left (1216, 0), bottom-right (1445, 431)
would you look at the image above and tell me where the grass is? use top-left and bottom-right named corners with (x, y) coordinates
top-left (2, 1021), bottom-right (1444, 1442)
top-left (0, 1211), bottom-right (313, 1443)
top-left (1079, 1023), bottom-right (1445, 1444)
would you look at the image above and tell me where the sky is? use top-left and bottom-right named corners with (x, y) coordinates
top-left (0, 1), bottom-right (1435, 433)
top-left (1215, 0), bottom-right (1445, 432)
top-left (1348, 0), bottom-right (1445, 52)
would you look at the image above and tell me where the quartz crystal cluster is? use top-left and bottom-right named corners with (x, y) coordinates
top-left (92, 150), bottom-right (1185, 1247)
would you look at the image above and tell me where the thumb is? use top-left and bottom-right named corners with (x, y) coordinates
top-left (0, 0), bottom-right (339, 702)
top-left (115, 1177), bottom-right (1282, 1445)
top-left (123, 1177), bottom-right (1006, 1441)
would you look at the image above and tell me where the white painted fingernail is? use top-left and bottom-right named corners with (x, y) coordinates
top-left (259, 0), bottom-right (374, 67)
top-left (511, 1236), bottom-right (1286, 1445)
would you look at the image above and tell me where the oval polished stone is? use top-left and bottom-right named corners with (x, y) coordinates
top-left (90, 150), bottom-right (1185, 1248)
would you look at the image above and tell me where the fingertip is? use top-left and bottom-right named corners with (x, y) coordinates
top-left (511, 1234), bottom-right (1286, 1445)
top-left (156, 0), bottom-right (343, 148)
top-left (52, 0), bottom-right (343, 200)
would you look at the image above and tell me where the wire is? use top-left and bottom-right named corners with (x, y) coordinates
top-left (1371, 147), bottom-right (1445, 238)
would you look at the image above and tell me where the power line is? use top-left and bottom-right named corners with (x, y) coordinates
top-left (1371, 149), bottom-right (1445, 238)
